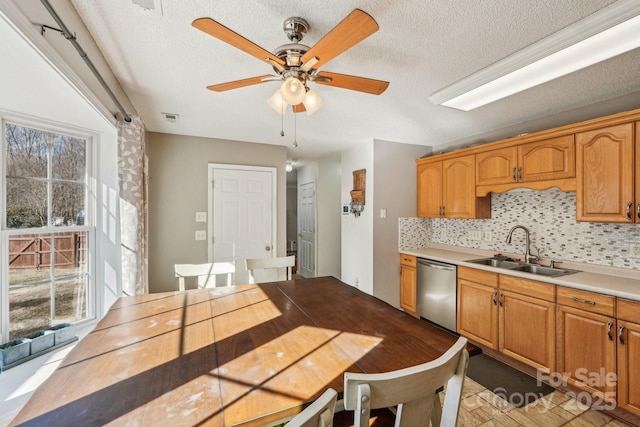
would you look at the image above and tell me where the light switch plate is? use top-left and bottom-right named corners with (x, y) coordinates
top-left (195, 230), bottom-right (206, 240)
top-left (380, 208), bottom-right (387, 219)
top-left (469, 230), bottom-right (482, 241)
top-left (195, 212), bottom-right (207, 222)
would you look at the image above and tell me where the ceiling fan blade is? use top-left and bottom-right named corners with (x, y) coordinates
top-left (301, 9), bottom-right (378, 69)
top-left (292, 104), bottom-right (306, 113)
top-left (315, 71), bottom-right (389, 95)
top-left (207, 75), bottom-right (274, 92)
top-left (193, 18), bottom-right (285, 67)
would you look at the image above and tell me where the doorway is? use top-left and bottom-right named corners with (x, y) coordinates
top-left (208, 164), bottom-right (277, 284)
top-left (298, 181), bottom-right (316, 277)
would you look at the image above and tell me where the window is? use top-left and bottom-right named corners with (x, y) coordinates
top-left (2, 120), bottom-right (94, 341)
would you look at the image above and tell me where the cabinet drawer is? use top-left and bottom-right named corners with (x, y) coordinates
top-left (400, 254), bottom-right (416, 267)
top-left (458, 266), bottom-right (498, 287)
top-left (499, 275), bottom-right (555, 302)
top-left (618, 298), bottom-right (640, 324)
top-left (557, 287), bottom-right (615, 317)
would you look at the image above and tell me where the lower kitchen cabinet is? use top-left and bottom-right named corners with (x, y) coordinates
top-left (556, 287), bottom-right (617, 403)
top-left (457, 267), bottom-right (499, 349)
top-left (617, 299), bottom-right (640, 417)
top-left (399, 254), bottom-right (417, 313)
top-left (499, 275), bottom-right (556, 373)
top-left (457, 267), bottom-right (556, 373)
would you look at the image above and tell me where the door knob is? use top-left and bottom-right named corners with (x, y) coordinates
top-left (265, 245), bottom-right (271, 251)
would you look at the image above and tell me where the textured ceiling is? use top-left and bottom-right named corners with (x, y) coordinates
top-left (64, 0), bottom-right (640, 159)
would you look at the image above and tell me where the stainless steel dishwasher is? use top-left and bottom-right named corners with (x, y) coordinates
top-left (416, 258), bottom-right (457, 332)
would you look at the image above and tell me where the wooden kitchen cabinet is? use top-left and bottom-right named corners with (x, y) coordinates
top-left (476, 135), bottom-right (575, 188)
top-left (457, 266), bottom-right (499, 349)
top-left (576, 122), bottom-right (636, 222)
top-left (399, 254), bottom-right (417, 313)
top-left (556, 287), bottom-right (617, 402)
top-left (499, 275), bottom-right (556, 373)
top-left (417, 154), bottom-right (490, 219)
top-left (617, 298), bottom-right (640, 417)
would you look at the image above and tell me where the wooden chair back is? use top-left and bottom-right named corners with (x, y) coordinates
top-left (286, 388), bottom-right (337, 427)
top-left (245, 255), bottom-right (295, 284)
top-left (343, 336), bottom-right (469, 427)
top-left (174, 262), bottom-right (235, 290)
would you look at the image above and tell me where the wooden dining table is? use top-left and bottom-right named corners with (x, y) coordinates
top-left (10, 276), bottom-right (473, 427)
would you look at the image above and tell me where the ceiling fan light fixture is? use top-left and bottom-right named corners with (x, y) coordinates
top-left (267, 90), bottom-right (287, 115)
top-left (280, 76), bottom-right (306, 105)
top-left (429, 0), bottom-right (640, 111)
top-left (302, 89), bottom-right (323, 115)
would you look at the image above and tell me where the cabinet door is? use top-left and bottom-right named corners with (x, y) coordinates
top-left (557, 305), bottom-right (616, 402)
top-left (457, 279), bottom-right (498, 349)
top-left (400, 264), bottom-right (417, 313)
top-left (518, 135), bottom-right (575, 182)
top-left (476, 147), bottom-right (517, 186)
top-left (442, 155), bottom-right (479, 219)
top-left (576, 123), bottom-right (635, 222)
top-left (417, 161), bottom-right (442, 218)
top-left (499, 290), bottom-right (555, 373)
top-left (618, 320), bottom-right (640, 417)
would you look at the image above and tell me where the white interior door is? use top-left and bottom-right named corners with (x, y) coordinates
top-left (209, 165), bottom-right (276, 285)
top-left (298, 181), bottom-right (316, 278)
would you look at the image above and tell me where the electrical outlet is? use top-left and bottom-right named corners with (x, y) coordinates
top-left (631, 244), bottom-right (640, 257)
top-left (483, 230), bottom-right (493, 242)
top-left (195, 211), bottom-right (207, 222)
top-left (441, 226), bottom-right (448, 238)
top-left (469, 230), bottom-right (482, 241)
top-left (195, 230), bottom-right (206, 241)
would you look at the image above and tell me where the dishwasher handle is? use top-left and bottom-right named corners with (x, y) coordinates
top-left (417, 259), bottom-right (455, 271)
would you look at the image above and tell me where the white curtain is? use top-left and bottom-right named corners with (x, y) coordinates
top-left (117, 114), bottom-right (148, 295)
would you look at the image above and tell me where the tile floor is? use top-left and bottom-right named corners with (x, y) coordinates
top-left (456, 376), bottom-right (634, 427)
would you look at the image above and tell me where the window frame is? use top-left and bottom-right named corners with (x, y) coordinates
top-left (0, 113), bottom-right (97, 343)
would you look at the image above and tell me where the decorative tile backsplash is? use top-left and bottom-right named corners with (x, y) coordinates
top-left (400, 188), bottom-right (640, 270)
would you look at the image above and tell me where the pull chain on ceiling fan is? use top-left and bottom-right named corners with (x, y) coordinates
top-left (192, 9), bottom-right (389, 115)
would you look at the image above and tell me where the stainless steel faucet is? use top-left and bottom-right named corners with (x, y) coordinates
top-left (505, 225), bottom-right (539, 264)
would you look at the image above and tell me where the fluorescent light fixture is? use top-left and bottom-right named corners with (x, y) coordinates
top-left (429, 0), bottom-right (640, 111)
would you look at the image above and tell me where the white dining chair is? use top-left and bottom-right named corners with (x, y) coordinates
top-left (342, 336), bottom-right (469, 427)
top-left (245, 255), bottom-right (295, 284)
top-left (285, 388), bottom-right (338, 427)
top-left (174, 262), bottom-right (235, 290)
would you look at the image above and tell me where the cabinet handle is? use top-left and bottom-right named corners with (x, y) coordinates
top-left (441, 206), bottom-right (445, 216)
top-left (498, 293), bottom-right (504, 307)
top-left (626, 202), bottom-right (632, 221)
top-left (637, 203), bottom-right (640, 221)
top-left (511, 167), bottom-right (517, 181)
top-left (517, 166), bottom-right (523, 181)
top-left (619, 325), bottom-right (625, 344)
top-left (492, 291), bottom-right (498, 306)
top-left (571, 296), bottom-right (596, 305)
top-left (607, 322), bottom-right (613, 341)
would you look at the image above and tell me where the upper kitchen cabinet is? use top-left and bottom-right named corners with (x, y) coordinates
top-left (476, 135), bottom-right (576, 196)
top-left (417, 154), bottom-right (491, 219)
top-left (576, 122), bottom-right (636, 222)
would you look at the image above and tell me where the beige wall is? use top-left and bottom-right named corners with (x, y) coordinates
top-left (147, 132), bottom-right (287, 293)
top-left (373, 140), bottom-right (431, 307)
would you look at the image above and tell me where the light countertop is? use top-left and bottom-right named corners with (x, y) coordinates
top-left (401, 245), bottom-right (640, 302)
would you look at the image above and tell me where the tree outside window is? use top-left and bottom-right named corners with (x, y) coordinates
top-left (4, 123), bottom-right (91, 340)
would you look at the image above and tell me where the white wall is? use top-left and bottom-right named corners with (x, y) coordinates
top-left (0, 7), bottom-right (122, 320)
top-left (341, 142), bottom-right (374, 294)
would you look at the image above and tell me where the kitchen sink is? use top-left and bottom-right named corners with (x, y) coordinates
top-left (465, 257), bottom-right (580, 278)
top-left (509, 264), bottom-right (579, 277)
top-left (466, 258), bottom-right (522, 269)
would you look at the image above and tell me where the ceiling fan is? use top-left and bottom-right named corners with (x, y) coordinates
top-left (192, 9), bottom-right (389, 114)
